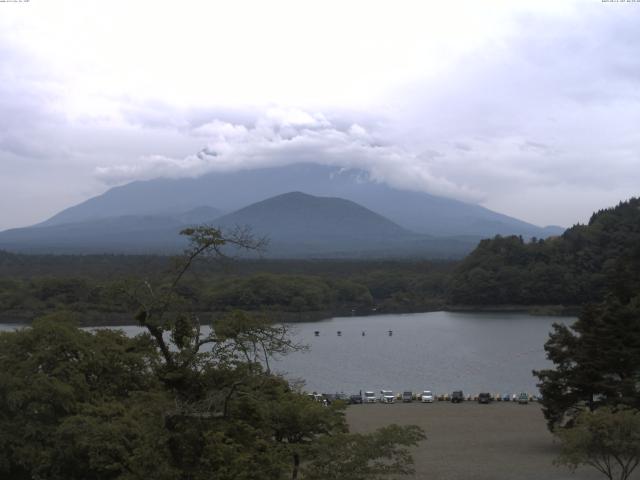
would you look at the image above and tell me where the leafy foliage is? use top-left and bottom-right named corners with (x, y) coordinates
top-left (450, 197), bottom-right (640, 306)
top-left (0, 227), bottom-right (426, 479)
top-left (555, 407), bottom-right (640, 480)
top-left (0, 315), bottom-right (168, 480)
top-left (302, 424), bottom-right (426, 480)
top-left (0, 254), bottom-right (453, 323)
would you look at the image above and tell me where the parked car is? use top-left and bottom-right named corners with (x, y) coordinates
top-left (421, 390), bottom-right (434, 403)
top-left (364, 391), bottom-right (377, 403)
top-left (402, 391), bottom-right (413, 402)
top-left (502, 393), bottom-right (511, 402)
top-left (451, 391), bottom-right (465, 403)
top-left (307, 393), bottom-right (323, 402)
top-left (380, 390), bottom-right (395, 404)
top-left (322, 393), bottom-right (337, 405)
top-left (517, 392), bottom-right (529, 404)
top-left (349, 394), bottom-right (363, 404)
top-left (334, 393), bottom-right (350, 404)
top-left (478, 392), bottom-right (492, 404)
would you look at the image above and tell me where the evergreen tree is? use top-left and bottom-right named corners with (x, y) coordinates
top-left (535, 294), bottom-right (640, 430)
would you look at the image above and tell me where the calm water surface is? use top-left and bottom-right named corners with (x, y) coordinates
top-left (273, 311), bottom-right (573, 395)
top-left (1, 311), bottom-right (573, 396)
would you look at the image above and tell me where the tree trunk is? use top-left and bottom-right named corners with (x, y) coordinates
top-left (292, 452), bottom-right (300, 480)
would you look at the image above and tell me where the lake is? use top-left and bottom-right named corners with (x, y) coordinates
top-left (0, 311), bottom-right (573, 396)
top-left (273, 311), bottom-right (573, 396)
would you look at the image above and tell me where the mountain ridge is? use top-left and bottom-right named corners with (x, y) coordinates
top-left (36, 163), bottom-right (563, 239)
top-left (0, 191), bottom-right (479, 258)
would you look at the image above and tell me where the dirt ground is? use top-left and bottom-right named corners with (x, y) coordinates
top-left (346, 401), bottom-right (639, 480)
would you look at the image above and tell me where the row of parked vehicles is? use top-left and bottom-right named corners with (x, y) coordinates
top-left (309, 390), bottom-right (535, 405)
top-left (367, 390), bottom-right (436, 403)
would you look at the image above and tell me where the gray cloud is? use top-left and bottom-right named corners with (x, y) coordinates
top-left (96, 107), bottom-right (481, 201)
top-left (1, 4), bottom-right (639, 230)
top-left (377, 4), bottom-right (640, 223)
top-left (118, 99), bottom-right (261, 132)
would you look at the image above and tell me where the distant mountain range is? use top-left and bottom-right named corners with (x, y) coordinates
top-left (0, 163), bottom-right (564, 257)
top-left (0, 206), bottom-right (219, 255)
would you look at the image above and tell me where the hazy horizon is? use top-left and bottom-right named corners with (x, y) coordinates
top-left (1, 0), bottom-right (639, 230)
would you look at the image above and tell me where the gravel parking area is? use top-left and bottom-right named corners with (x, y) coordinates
top-left (346, 401), bottom-right (638, 480)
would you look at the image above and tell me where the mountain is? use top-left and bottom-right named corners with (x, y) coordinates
top-left (174, 206), bottom-right (222, 224)
top-left (216, 191), bottom-right (409, 242)
top-left (0, 193), bottom-right (478, 257)
top-left (39, 163), bottom-right (563, 238)
top-left (214, 191), bottom-right (425, 257)
top-left (0, 206), bottom-right (220, 255)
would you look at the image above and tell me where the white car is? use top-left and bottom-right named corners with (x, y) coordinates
top-left (364, 391), bottom-right (377, 403)
top-left (421, 390), bottom-right (434, 403)
top-left (307, 393), bottom-right (323, 402)
top-left (380, 390), bottom-right (395, 404)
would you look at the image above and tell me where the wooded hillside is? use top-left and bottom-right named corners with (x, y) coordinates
top-left (449, 198), bottom-right (640, 306)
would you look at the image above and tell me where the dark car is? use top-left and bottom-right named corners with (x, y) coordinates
top-left (478, 392), bottom-right (492, 404)
top-left (402, 391), bottom-right (413, 402)
top-left (321, 393), bottom-right (337, 405)
top-left (451, 390), bottom-right (464, 403)
top-left (349, 394), bottom-right (363, 404)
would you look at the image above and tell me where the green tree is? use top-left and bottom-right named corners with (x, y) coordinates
top-left (555, 407), bottom-right (640, 480)
top-left (302, 424), bottom-right (426, 480)
top-left (449, 197), bottom-right (640, 307)
top-left (0, 226), bottom-right (427, 479)
top-left (534, 295), bottom-right (640, 430)
top-left (126, 226), bottom-right (426, 479)
top-left (0, 314), bottom-right (167, 480)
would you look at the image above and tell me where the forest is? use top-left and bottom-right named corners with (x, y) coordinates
top-left (0, 254), bottom-right (454, 325)
top-left (2, 198), bottom-right (640, 325)
top-left (448, 197), bottom-right (640, 307)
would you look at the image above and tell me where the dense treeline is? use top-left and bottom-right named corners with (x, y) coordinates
top-left (449, 198), bottom-right (640, 306)
top-left (0, 254), bottom-right (454, 324)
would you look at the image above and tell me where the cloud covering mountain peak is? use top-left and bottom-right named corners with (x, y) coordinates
top-left (1, 1), bottom-right (639, 230)
top-left (95, 107), bottom-right (481, 202)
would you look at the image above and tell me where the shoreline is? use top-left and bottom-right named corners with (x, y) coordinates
top-left (445, 304), bottom-right (581, 316)
top-left (0, 304), bottom-right (579, 327)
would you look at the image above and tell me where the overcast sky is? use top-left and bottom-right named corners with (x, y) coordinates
top-left (1, 0), bottom-right (639, 230)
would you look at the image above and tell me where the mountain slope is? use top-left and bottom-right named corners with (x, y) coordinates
top-left (0, 206), bottom-right (221, 254)
top-left (213, 192), bottom-right (477, 258)
top-left (39, 163), bottom-right (563, 238)
top-left (215, 191), bottom-right (410, 241)
top-left (0, 193), bottom-right (478, 257)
